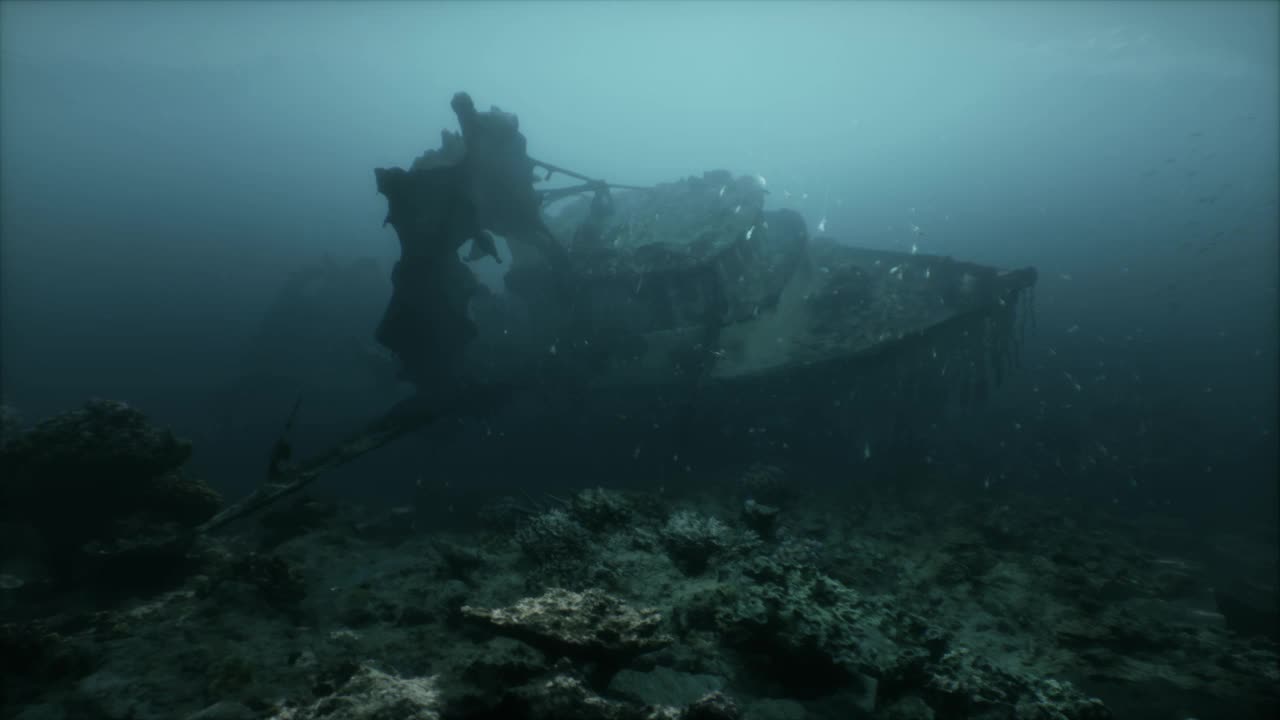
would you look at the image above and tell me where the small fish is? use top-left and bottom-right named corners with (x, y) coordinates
top-left (783, 190), bottom-right (792, 200)
top-left (924, 267), bottom-right (931, 279)
top-left (745, 225), bottom-right (756, 240)
top-left (719, 185), bottom-right (727, 197)
top-left (734, 204), bottom-right (742, 214)
top-left (910, 243), bottom-right (919, 255)
top-left (863, 441), bottom-right (872, 460)
top-left (817, 217), bottom-right (827, 233)
top-left (755, 174), bottom-right (768, 189)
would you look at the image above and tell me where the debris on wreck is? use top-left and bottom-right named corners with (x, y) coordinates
top-left (486, 167), bottom-right (1036, 396)
top-left (467, 164), bottom-right (1038, 470)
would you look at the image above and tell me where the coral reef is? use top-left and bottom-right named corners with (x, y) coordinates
top-left (922, 646), bottom-right (1110, 719)
top-left (514, 507), bottom-right (594, 585)
top-left (0, 406), bottom-right (1274, 719)
top-left (682, 551), bottom-right (938, 696)
top-left (660, 511), bottom-right (739, 574)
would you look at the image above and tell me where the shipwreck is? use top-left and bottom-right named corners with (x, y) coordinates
top-left (205, 93), bottom-right (1037, 530)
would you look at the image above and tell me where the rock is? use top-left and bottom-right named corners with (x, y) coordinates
top-left (877, 695), bottom-right (935, 720)
top-left (740, 500), bottom-right (780, 541)
top-left (0, 619), bottom-right (95, 697)
top-left (268, 664), bottom-right (440, 720)
top-left (438, 636), bottom-right (548, 715)
top-left (462, 588), bottom-right (672, 662)
top-left (0, 400), bottom-right (220, 582)
top-left (570, 487), bottom-right (636, 531)
top-left (922, 646), bottom-right (1110, 719)
top-left (515, 509), bottom-right (591, 566)
top-left (433, 539), bottom-right (489, 582)
top-left (12, 704), bottom-right (66, 720)
top-left (691, 554), bottom-right (936, 691)
top-left (682, 691), bottom-right (741, 720)
top-left (741, 698), bottom-right (805, 720)
top-left (661, 511), bottom-right (734, 574)
top-left (185, 701), bottom-right (257, 720)
top-left (259, 499), bottom-right (338, 550)
top-left (476, 495), bottom-right (535, 532)
top-left (227, 553), bottom-right (307, 611)
top-left (0, 400), bottom-right (191, 482)
top-left (1215, 578), bottom-right (1280, 641)
top-left (77, 669), bottom-right (149, 719)
top-left (609, 667), bottom-right (726, 707)
top-left (0, 404), bottom-right (22, 449)
top-left (520, 673), bottom-right (680, 720)
top-left (738, 464), bottom-right (794, 508)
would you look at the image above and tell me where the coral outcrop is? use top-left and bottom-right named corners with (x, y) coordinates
top-left (0, 400), bottom-right (220, 588)
top-left (462, 588), bottom-right (673, 662)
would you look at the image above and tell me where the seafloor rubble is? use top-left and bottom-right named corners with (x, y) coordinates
top-left (0, 405), bottom-right (1276, 720)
